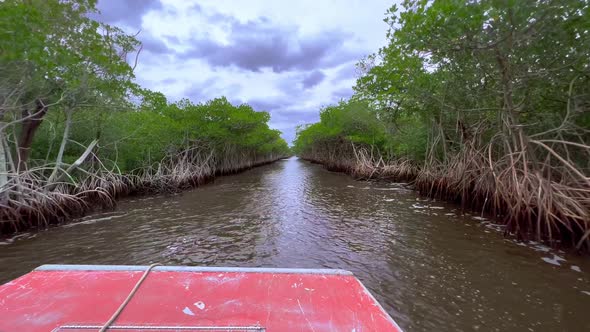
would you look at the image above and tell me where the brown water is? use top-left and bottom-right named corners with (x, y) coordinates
top-left (1, 157), bottom-right (589, 331)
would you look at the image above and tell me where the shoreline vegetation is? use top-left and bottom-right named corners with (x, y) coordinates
top-left (1, 153), bottom-right (288, 236)
top-left (0, 1), bottom-right (290, 235)
top-left (294, 1), bottom-right (590, 251)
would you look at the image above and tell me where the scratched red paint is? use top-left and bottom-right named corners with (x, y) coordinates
top-left (0, 267), bottom-right (401, 331)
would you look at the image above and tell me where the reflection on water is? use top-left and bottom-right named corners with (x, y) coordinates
top-left (1, 157), bottom-right (589, 331)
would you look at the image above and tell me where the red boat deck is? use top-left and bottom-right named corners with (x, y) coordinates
top-left (0, 265), bottom-right (402, 331)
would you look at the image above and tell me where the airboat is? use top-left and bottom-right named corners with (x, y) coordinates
top-left (0, 264), bottom-right (402, 331)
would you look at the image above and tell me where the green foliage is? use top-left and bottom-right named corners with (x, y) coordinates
top-left (0, 0), bottom-right (289, 177)
top-left (32, 94), bottom-right (290, 172)
top-left (299, 0), bottom-right (589, 167)
top-left (0, 0), bottom-right (138, 106)
top-left (355, 0), bottom-right (590, 157)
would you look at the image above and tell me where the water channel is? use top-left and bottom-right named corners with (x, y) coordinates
top-left (1, 157), bottom-right (588, 331)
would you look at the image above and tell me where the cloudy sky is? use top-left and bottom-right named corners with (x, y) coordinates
top-left (92, 0), bottom-right (396, 143)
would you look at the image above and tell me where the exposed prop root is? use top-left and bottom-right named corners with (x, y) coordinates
top-left (302, 138), bottom-right (590, 252)
top-left (0, 148), bottom-right (287, 235)
top-left (415, 138), bottom-right (590, 251)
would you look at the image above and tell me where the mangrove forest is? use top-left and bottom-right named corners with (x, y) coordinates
top-left (0, 0), bottom-right (290, 234)
top-left (294, 0), bottom-right (590, 250)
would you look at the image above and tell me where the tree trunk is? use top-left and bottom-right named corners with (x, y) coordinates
top-left (17, 99), bottom-right (48, 172)
top-left (48, 109), bottom-right (72, 183)
top-left (0, 128), bottom-right (8, 205)
top-left (46, 139), bottom-right (98, 191)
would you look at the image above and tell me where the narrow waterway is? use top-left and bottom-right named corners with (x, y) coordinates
top-left (1, 157), bottom-right (589, 331)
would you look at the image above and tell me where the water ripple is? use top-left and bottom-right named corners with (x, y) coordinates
top-left (0, 157), bottom-right (589, 331)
